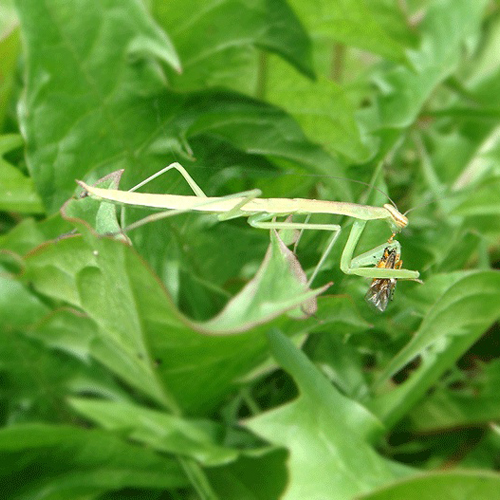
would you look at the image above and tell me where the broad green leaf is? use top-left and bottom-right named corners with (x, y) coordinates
top-left (358, 471), bottom-right (500, 500)
top-left (15, 0), bottom-right (350, 215)
top-left (4, 0), bottom-right (500, 495)
top-left (30, 309), bottom-right (138, 390)
top-left (23, 234), bottom-right (183, 411)
top-left (22, 220), bottom-right (328, 414)
top-left (0, 424), bottom-right (187, 499)
top-left (207, 449), bottom-right (288, 500)
top-left (305, 331), bottom-right (370, 399)
top-left (299, 295), bottom-right (370, 335)
top-left (244, 330), bottom-right (409, 500)
top-left (70, 398), bottom-right (239, 466)
top-left (368, 271), bottom-right (500, 427)
top-left (452, 177), bottom-right (500, 216)
top-left (266, 59), bottom-right (374, 162)
top-left (289, 0), bottom-right (406, 63)
top-left (427, 112), bottom-right (500, 194)
top-left (0, 331), bottom-right (127, 423)
top-left (0, 216), bottom-right (71, 255)
top-left (15, 0), bottom-right (181, 213)
top-left (376, 272), bottom-right (500, 383)
top-left (0, 274), bottom-right (48, 329)
top-left (369, 0), bottom-right (488, 129)
top-left (0, 26), bottom-right (20, 129)
top-left (0, 134), bottom-right (44, 213)
top-left (405, 271), bottom-right (473, 313)
top-left (65, 169), bottom-right (128, 239)
top-left (410, 359), bottom-right (500, 432)
top-left (153, 0), bottom-right (314, 90)
top-left (167, 91), bottom-right (351, 198)
top-left (202, 230), bottom-right (330, 331)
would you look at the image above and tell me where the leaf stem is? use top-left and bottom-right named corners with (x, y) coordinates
top-left (255, 50), bottom-right (268, 100)
top-left (330, 43), bottom-right (345, 82)
top-left (179, 457), bottom-right (219, 500)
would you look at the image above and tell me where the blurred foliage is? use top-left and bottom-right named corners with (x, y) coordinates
top-left (1, 0), bottom-right (500, 498)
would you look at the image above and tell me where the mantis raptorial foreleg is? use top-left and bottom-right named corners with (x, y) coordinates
top-left (350, 238), bottom-right (401, 270)
top-left (341, 220), bottom-right (416, 279)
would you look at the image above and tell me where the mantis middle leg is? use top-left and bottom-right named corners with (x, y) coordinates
top-left (248, 213), bottom-right (342, 286)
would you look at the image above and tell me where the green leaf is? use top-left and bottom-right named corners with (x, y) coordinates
top-left (305, 330), bottom-right (371, 399)
top-left (153, 0), bottom-right (315, 89)
top-left (0, 424), bottom-right (187, 499)
top-left (370, 0), bottom-right (488, 129)
top-left (0, 26), bottom-right (20, 129)
top-left (64, 169), bottom-right (128, 239)
top-left (5, 1), bottom-right (500, 495)
top-left (452, 177), bottom-right (500, 216)
top-left (0, 134), bottom-right (44, 213)
top-left (244, 330), bottom-right (409, 500)
top-left (0, 271), bottom-right (49, 330)
top-left (0, 215), bottom-right (71, 256)
top-left (410, 359), bottom-right (500, 432)
top-left (202, 230), bottom-right (330, 332)
top-left (23, 234), bottom-right (183, 411)
top-left (207, 449), bottom-right (288, 500)
top-left (289, 0), bottom-right (406, 63)
top-left (70, 398), bottom-right (239, 466)
top-left (15, 0), bottom-right (181, 213)
top-left (0, 330), bottom-right (127, 423)
top-left (266, 62), bottom-right (374, 162)
top-left (22, 223), bottom-right (328, 414)
top-left (168, 91), bottom-right (350, 197)
top-left (376, 272), bottom-right (500, 383)
top-left (368, 271), bottom-right (500, 427)
top-left (16, 0), bottom-right (350, 215)
top-left (357, 471), bottom-right (500, 500)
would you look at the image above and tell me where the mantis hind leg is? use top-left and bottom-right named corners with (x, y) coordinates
top-left (122, 188), bottom-right (263, 232)
top-left (129, 162), bottom-right (208, 197)
top-left (125, 162), bottom-right (263, 224)
top-left (248, 213), bottom-right (342, 286)
top-left (121, 162), bottom-right (209, 229)
top-left (217, 189), bottom-right (262, 221)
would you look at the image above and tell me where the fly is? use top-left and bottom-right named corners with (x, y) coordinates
top-left (365, 246), bottom-right (402, 312)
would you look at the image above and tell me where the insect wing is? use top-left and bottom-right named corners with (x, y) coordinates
top-left (365, 248), bottom-right (400, 312)
top-left (365, 278), bottom-right (397, 312)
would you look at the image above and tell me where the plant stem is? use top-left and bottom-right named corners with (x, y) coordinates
top-left (179, 457), bottom-right (219, 500)
top-left (255, 51), bottom-right (268, 100)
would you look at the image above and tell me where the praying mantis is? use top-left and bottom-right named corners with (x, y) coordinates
top-left (77, 162), bottom-right (420, 311)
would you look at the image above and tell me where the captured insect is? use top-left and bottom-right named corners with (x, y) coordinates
top-left (77, 162), bottom-right (420, 310)
top-left (365, 244), bottom-right (402, 312)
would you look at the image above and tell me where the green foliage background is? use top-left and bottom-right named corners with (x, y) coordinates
top-left (1, 0), bottom-right (500, 498)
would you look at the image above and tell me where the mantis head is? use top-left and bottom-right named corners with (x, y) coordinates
top-left (383, 203), bottom-right (408, 233)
